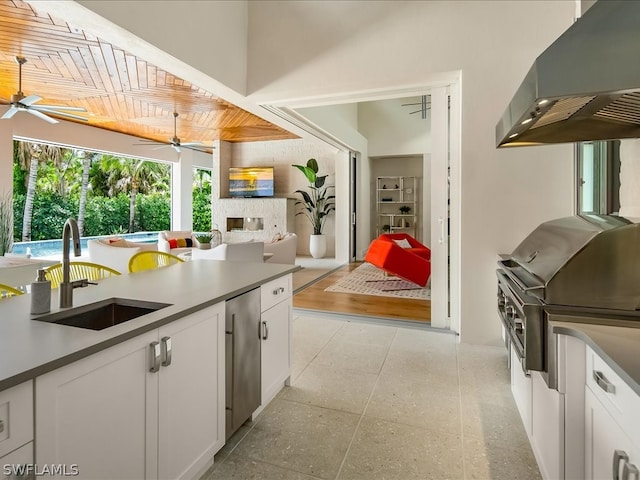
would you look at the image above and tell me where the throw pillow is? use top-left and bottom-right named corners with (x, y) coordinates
top-left (108, 239), bottom-right (128, 248)
top-left (393, 238), bottom-right (412, 249)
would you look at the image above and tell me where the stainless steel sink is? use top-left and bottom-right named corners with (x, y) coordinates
top-left (33, 298), bottom-right (172, 330)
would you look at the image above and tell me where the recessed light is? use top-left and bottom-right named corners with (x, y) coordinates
top-left (509, 133), bottom-right (519, 138)
top-left (538, 99), bottom-right (549, 106)
top-left (522, 118), bottom-right (533, 125)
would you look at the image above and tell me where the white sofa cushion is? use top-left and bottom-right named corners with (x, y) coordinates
top-left (88, 239), bottom-right (140, 274)
top-left (264, 233), bottom-right (297, 264)
top-left (158, 230), bottom-right (195, 254)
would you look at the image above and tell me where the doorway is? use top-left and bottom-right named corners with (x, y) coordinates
top-left (264, 78), bottom-right (461, 334)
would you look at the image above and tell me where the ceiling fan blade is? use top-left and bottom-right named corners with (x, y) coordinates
top-left (35, 104), bottom-right (87, 112)
top-left (1, 106), bottom-right (19, 119)
top-left (26, 108), bottom-right (58, 124)
top-left (33, 107), bottom-right (88, 122)
top-left (184, 145), bottom-right (214, 154)
top-left (172, 144), bottom-right (181, 153)
top-left (180, 142), bottom-right (205, 147)
top-left (20, 95), bottom-right (42, 107)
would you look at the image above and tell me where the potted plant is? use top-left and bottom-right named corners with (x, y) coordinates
top-left (292, 158), bottom-right (335, 258)
top-left (194, 233), bottom-right (213, 250)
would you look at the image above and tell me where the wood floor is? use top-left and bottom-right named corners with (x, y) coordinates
top-left (293, 263), bottom-right (431, 323)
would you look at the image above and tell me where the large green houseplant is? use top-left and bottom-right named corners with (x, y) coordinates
top-left (292, 158), bottom-right (335, 258)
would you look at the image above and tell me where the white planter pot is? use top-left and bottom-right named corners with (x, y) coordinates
top-left (309, 234), bottom-right (327, 259)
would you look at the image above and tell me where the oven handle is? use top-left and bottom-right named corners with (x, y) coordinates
top-left (497, 262), bottom-right (546, 295)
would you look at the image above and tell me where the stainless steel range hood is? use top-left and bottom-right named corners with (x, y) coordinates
top-left (496, 0), bottom-right (640, 148)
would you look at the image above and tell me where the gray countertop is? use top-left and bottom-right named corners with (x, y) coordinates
top-left (0, 260), bottom-right (298, 391)
top-left (549, 316), bottom-right (640, 396)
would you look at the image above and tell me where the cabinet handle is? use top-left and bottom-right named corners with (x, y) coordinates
top-left (273, 287), bottom-right (285, 295)
top-left (0, 419), bottom-right (3, 433)
top-left (161, 336), bottom-right (172, 367)
top-left (149, 341), bottom-right (161, 373)
top-left (614, 450), bottom-right (629, 480)
top-left (624, 462), bottom-right (639, 480)
top-left (262, 321), bottom-right (269, 340)
top-left (594, 370), bottom-right (616, 394)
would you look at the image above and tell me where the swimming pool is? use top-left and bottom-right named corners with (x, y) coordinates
top-left (11, 232), bottom-right (159, 258)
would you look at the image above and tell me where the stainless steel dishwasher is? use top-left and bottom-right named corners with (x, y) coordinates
top-left (225, 288), bottom-right (261, 440)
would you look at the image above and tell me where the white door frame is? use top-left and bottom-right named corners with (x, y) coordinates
top-left (264, 76), bottom-right (461, 334)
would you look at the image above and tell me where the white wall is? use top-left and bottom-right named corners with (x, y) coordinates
top-left (359, 98), bottom-right (432, 157)
top-left (246, 0), bottom-right (577, 345)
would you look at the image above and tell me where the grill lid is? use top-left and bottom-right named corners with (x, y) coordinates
top-left (506, 215), bottom-right (640, 310)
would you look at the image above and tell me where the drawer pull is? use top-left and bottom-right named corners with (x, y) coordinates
top-left (594, 370), bottom-right (616, 394)
top-left (623, 462), bottom-right (639, 480)
top-left (614, 450), bottom-right (629, 480)
top-left (273, 287), bottom-right (285, 295)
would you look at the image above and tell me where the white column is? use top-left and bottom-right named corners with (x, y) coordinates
top-left (0, 118), bottom-right (13, 194)
top-left (171, 151), bottom-right (193, 231)
top-left (619, 139), bottom-right (640, 222)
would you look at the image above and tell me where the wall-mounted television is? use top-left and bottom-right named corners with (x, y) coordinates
top-left (229, 167), bottom-right (274, 197)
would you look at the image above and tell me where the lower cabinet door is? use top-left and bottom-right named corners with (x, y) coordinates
top-left (1, 442), bottom-right (33, 480)
top-left (35, 331), bottom-right (158, 480)
top-left (261, 299), bottom-right (291, 407)
top-left (585, 387), bottom-right (640, 480)
top-left (157, 303), bottom-right (225, 480)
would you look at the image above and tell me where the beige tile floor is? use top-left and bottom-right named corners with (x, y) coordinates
top-left (203, 311), bottom-right (542, 480)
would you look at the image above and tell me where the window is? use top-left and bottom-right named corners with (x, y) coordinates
top-left (576, 140), bottom-right (620, 216)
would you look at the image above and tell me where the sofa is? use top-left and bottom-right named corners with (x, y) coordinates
top-left (158, 230), bottom-right (197, 256)
top-left (263, 233), bottom-right (297, 265)
top-left (87, 238), bottom-right (157, 274)
top-left (191, 242), bottom-right (265, 263)
top-left (364, 234), bottom-right (431, 287)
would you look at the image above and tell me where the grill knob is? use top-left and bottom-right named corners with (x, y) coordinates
top-left (506, 305), bottom-right (516, 320)
top-left (514, 319), bottom-right (524, 335)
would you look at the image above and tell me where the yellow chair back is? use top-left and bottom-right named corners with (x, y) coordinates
top-left (0, 283), bottom-right (23, 298)
top-left (128, 251), bottom-right (184, 273)
top-left (44, 261), bottom-right (121, 289)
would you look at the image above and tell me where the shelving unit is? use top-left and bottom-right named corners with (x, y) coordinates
top-left (376, 176), bottom-right (418, 237)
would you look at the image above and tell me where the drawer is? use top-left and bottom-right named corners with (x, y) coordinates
top-left (1, 441), bottom-right (33, 480)
top-left (0, 381), bottom-right (33, 458)
top-left (261, 275), bottom-right (292, 312)
top-left (586, 346), bottom-right (640, 435)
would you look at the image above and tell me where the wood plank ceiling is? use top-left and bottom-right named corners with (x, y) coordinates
top-left (0, 0), bottom-right (298, 147)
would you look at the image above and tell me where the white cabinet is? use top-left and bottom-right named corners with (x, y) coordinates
top-left (1, 442), bottom-right (34, 480)
top-left (584, 346), bottom-right (640, 480)
top-left (36, 303), bottom-right (225, 480)
top-left (259, 275), bottom-right (292, 411)
top-left (375, 176), bottom-right (418, 238)
top-left (0, 381), bottom-right (33, 480)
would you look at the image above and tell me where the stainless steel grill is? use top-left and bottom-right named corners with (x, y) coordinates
top-left (497, 214), bottom-right (640, 385)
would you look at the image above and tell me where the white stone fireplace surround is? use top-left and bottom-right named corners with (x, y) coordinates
top-left (215, 197), bottom-right (295, 244)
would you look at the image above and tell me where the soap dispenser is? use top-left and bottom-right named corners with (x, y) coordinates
top-left (30, 268), bottom-right (51, 314)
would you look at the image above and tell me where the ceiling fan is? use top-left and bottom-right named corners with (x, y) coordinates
top-left (0, 56), bottom-right (88, 124)
top-left (136, 112), bottom-right (214, 154)
top-left (401, 95), bottom-right (431, 119)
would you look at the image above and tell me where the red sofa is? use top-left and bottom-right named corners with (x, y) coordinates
top-left (364, 234), bottom-right (431, 287)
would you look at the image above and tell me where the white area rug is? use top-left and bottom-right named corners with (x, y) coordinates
top-left (325, 263), bottom-right (430, 300)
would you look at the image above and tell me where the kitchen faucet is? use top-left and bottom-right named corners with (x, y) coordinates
top-left (59, 218), bottom-right (91, 308)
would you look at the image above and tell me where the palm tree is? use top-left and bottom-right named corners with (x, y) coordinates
top-left (76, 150), bottom-right (95, 236)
